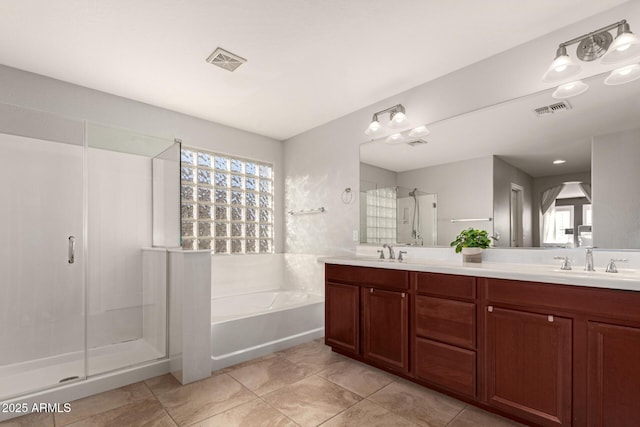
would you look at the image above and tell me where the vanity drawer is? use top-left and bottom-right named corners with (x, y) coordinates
top-left (415, 295), bottom-right (476, 349)
top-left (415, 272), bottom-right (476, 300)
top-left (415, 337), bottom-right (476, 398)
top-left (326, 264), bottom-right (409, 290)
top-left (481, 278), bottom-right (640, 324)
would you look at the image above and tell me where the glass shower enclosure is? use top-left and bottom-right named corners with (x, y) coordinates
top-left (0, 105), bottom-right (177, 402)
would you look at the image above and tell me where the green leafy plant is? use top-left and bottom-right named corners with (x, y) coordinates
top-left (450, 228), bottom-right (491, 253)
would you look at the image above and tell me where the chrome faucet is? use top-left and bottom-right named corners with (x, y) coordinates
top-left (585, 248), bottom-right (595, 271)
top-left (606, 258), bottom-right (628, 273)
top-left (554, 256), bottom-right (572, 270)
top-left (382, 244), bottom-right (395, 260)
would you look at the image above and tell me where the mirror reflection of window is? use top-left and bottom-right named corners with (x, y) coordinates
top-left (583, 204), bottom-right (592, 226)
top-left (543, 206), bottom-right (574, 247)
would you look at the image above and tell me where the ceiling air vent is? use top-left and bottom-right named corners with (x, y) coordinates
top-left (206, 47), bottom-right (247, 72)
top-left (406, 139), bottom-right (428, 146)
top-left (534, 100), bottom-right (573, 117)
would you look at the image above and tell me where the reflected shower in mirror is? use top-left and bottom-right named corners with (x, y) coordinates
top-left (359, 178), bottom-right (437, 246)
top-left (360, 71), bottom-right (640, 249)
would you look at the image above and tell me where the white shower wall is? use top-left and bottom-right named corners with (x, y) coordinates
top-left (87, 148), bottom-right (153, 349)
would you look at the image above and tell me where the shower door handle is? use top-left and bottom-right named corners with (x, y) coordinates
top-left (68, 236), bottom-right (76, 264)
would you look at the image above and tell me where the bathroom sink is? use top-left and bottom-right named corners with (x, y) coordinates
top-left (551, 268), bottom-right (639, 280)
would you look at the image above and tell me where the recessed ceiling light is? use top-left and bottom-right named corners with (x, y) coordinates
top-left (553, 159), bottom-right (567, 164)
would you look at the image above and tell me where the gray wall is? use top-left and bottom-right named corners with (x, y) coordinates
top-left (360, 162), bottom-right (398, 191)
top-left (592, 128), bottom-right (640, 249)
top-left (493, 156), bottom-right (534, 247)
top-left (398, 156), bottom-right (494, 246)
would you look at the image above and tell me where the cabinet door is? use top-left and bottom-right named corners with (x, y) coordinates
top-left (363, 287), bottom-right (408, 373)
top-left (486, 307), bottom-right (572, 427)
top-left (325, 282), bottom-right (360, 355)
top-left (587, 322), bottom-right (640, 427)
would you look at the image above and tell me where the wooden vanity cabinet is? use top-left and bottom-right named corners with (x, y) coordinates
top-left (363, 286), bottom-right (409, 373)
top-left (587, 322), bottom-right (640, 426)
top-left (485, 306), bottom-right (572, 427)
top-left (413, 273), bottom-right (477, 398)
top-left (326, 263), bottom-right (640, 427)
top-left (325, 281), bottom-right (360, 355)
top-left (481, 278), bottom-right (573, 427)
top-left (325, 264), bottom-right (409, 372)
top-left (481, 277), bottom-right (640, 427)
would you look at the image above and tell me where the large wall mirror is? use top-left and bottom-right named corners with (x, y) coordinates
top-left (360, 71), bottom-right (640, 250)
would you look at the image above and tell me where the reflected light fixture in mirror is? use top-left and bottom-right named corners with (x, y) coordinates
top-left (552, 80), bottom-right (589, 99)
top-left (409, 125), bottom-right (431, 138)
top-left (604, 63), bottom-right (640, 85)
top-left (385, 133), bottom-right (405, 144)
top-left (364, 103), bottom-right (430, 142)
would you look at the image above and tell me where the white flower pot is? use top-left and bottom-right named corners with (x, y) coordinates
top-left (461, 247), bottom-right (483, 263)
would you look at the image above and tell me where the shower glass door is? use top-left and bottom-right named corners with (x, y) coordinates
top-left (85, 123), bottom-right (173, 376)
top-left (0, 132), bottom-right (86, 400)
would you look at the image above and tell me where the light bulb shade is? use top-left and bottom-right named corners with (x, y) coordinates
top-left (365, 119), bottom-right (384, 137)
top-left (552, 80), bottom-right (589, 99)
top-left (385, 133), bottom-right (405, 144)
top-left (601, 24), bottom-right (640, 65)
top-left (604, 63), bottom-right (640, 85)
top-left (408, 125), bottom-right (431, 137)
top-left (388, 111), bottom-right (409, 129)
top-left (542, 52), bottom-right (582, 83)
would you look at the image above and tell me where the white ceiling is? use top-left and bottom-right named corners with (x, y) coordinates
top-left (0, 0), bottom-right (629, 140)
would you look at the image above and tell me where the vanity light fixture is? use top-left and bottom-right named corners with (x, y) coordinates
top-left (365, 104), bottom-right (408, 136)
top-left (365, 104), bottom-right (431, 141)
top-left (604, 63), bottom-right (640, 85)
top-left (601, 21), bottom-right (640, 65)
top-left (552, 80), bottom-right (589, 99)
top-left (542, 46), bottom-right (582, 83)
top-left (553, 159), bottom-right (567, 165)
top-left (543, 19), bottom-right (640, 84)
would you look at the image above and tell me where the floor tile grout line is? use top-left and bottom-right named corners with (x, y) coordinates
top-left (161, 407), bottom-right (179, 427)
top-left (54, 382), bottom-right (152, 427)
top-left (362, 396), bottom-right (422, 427)
top-left (316, 395), bottom-right (365, 426)
top-left (257, 396), bottom-right (301, 426)
top-left (444, 403), bottom-right (468, 427)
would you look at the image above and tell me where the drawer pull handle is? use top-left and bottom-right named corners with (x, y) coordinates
top-left (402, 293), bottom-right (406, 298)
top-left (488, 306), bottom-right (493, 312)
top-left (370, 288), bottom-right (373, 293)
top-left (548, 315), bottom-right (554, 323)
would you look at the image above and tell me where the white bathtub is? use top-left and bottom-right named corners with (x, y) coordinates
top-left (210, 290), bottom-right (324, 370)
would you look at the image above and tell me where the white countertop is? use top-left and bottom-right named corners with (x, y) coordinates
top-left (321, 256), bottom-right (640, 292)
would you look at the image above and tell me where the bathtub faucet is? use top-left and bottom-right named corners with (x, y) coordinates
top-left (382, 244), bottom-right (395, 260)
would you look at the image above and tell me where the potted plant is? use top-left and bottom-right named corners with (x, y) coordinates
top-left (450, 228), bottom-right (491, 263)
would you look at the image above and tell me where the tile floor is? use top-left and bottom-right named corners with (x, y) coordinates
top-left (1, 340), bottom-right (525, 427)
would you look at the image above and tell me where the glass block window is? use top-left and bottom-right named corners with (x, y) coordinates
top-left (181, 147), bottom-right (274, 253)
